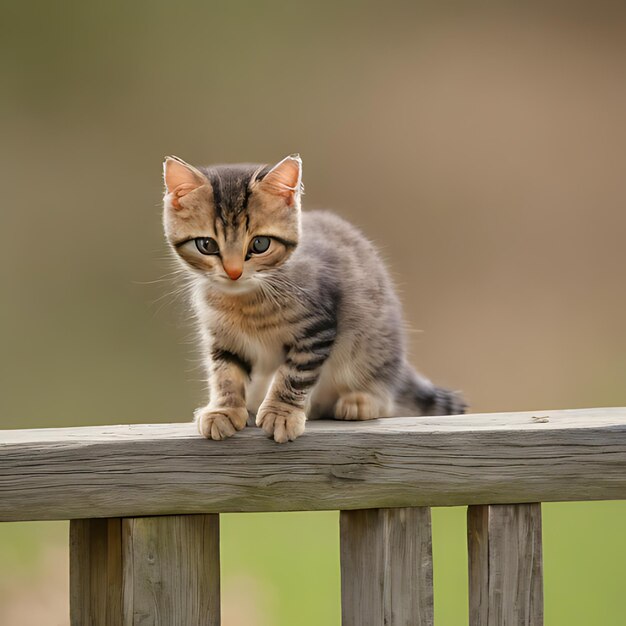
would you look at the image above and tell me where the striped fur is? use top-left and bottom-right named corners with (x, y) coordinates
top-left (163, 155), bottom-right (466, 442)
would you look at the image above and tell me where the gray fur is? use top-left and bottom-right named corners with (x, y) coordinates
top-left (258, 210), bottom-right (466, 419)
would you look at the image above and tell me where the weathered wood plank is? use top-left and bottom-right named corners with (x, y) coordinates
top-left (122, 515), bottom-right (220, 626)
top-left (70, 518), bottom-right (123, 626)
top-left (2, 407), bottom-right (626, 520)
top-left (340, 507), bottom-right (433, 626)
top-left (468, 504), bottom-right (543, 626)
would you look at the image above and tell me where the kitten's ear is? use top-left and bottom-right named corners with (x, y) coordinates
top-left (163, 156), bottom-right (208, 209)
top-left (258, 154), bottom-right (302, 207)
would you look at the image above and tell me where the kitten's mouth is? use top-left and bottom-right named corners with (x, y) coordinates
top-left (210, 276), bottom-right (258, 295)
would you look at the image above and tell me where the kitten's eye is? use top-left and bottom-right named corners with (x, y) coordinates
top-left (250, 236), bottom-right (271, 254)
top-left (195, 237), bottom-right (219, 255)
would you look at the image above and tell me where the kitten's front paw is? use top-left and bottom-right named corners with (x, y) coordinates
top-left (194, 405), bottom-right (248, 440)
top-left (256, 402), bottom-right (306, 443)
top-left (334, 392), bottom-right (380, 421)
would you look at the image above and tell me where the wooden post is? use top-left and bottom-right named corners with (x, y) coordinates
top-left (70, 518), bottom-right (123, 626)
top-left (340, 507), bottom-right (434, 626)
top-left (468, 504), bottom-right (543, 626)
top-left (123, 515), bottom-right (220, 625)
top-left (70, 515), bottom-right (220, 626)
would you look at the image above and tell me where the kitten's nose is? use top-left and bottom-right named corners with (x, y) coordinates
top-left (222, 249), bottom-right (244, 281)
top-left (224, 264), bottom-right (243, 281)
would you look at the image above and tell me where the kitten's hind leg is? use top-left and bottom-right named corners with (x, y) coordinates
top-left (334, 390), bottom-right (393, 421)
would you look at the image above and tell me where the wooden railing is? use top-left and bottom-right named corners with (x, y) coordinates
top-left (2, 407), bottom-right (625, 625)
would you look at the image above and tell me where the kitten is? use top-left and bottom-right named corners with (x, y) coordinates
top-left (162, 154), bottom-right (465, 443)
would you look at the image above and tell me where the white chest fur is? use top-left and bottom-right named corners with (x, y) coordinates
top-left (244, 338), bottom-right (284, 414)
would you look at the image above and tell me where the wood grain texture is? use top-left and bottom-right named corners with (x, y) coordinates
top-left (340, 507), bottom-right (433, 626)
top-left (70, 518), bottom-right (123, 626)
top-left (2, 407), bottom-right (626, 520)
top-left (122, 515), bottom-right (220, 626)
top-left (468, 504), bottom-right (543, 626)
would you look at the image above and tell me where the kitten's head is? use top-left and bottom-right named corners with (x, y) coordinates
top-left (163, 155), bottom-right (302, 294)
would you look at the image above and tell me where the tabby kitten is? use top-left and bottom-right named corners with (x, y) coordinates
top-left (163, 154), bottom-right (465, 443)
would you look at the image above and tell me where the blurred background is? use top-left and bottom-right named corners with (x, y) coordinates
top-left (1, 1), bottom-right (625, 624)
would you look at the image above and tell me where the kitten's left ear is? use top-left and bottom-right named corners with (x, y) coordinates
top-left (258, 154), bottom-right (303, 207)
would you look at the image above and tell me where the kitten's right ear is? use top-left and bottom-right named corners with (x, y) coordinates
top-left (163, 156), bottom-right (208, 210)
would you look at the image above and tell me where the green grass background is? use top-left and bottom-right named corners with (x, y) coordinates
top-left (2, 502), bottom-right (625, 625)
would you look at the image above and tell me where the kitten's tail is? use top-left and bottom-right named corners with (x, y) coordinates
top-left (394, 364), bottom-right (467, 416)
